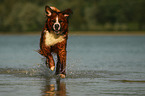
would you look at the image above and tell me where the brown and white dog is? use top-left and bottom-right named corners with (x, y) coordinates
top-left (38, 6), bottom-right (72, 78)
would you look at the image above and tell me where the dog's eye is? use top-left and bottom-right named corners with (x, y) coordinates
top-left (51, 19), bottom-right (56, 23)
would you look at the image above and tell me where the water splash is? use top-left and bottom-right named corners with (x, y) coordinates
top-left (0, 64), bottom-right (116, 79)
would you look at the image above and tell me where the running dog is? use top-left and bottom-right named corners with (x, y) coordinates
top-left (38, 6), bottom-right (72, 78)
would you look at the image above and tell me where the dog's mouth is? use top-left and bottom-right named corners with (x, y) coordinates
top-left (54, 30), bottom-right (61, 35)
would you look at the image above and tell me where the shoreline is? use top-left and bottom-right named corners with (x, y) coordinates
top-left (0, 31), bottom-right (145, 36)
top-left (69, 31), bottom-right (145, 36)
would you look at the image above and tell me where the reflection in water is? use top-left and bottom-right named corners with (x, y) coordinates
top-left (42, 78), bottom-right (66, 96)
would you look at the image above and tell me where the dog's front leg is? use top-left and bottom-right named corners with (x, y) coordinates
top-left (46, 54), bottom-right (55, 71)
top-left (56, 49), bottom-right (66, 76)
top-left (60, 50), bottom-right (66, 75)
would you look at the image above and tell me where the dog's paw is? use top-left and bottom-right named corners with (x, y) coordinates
top-left (50, 66), bottom-right (55, 71)
top-left (58, 74), bottom-right (66, 79)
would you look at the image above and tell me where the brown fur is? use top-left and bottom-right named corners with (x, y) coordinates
top-left (38, 6), bottom-right (72, 76)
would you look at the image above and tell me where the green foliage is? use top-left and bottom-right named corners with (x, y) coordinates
top-left (0, 0), bottom-right (145, 32)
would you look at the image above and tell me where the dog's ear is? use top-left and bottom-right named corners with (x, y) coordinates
top-left (45, 6), bottom-right (53, 17)
top-left (50, 6), bottom-right (60, 12)
top-left (62, 9), bottom-right (73, 18)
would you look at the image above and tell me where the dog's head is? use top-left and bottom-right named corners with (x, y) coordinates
top-left (45, 6), bottom-right (73, 35)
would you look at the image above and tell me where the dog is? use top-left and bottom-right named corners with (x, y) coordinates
top-left (38, 6), bottom-right (72, 78)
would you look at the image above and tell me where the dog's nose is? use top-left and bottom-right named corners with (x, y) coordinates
top-left (55, 24), bottom-right (59, 30)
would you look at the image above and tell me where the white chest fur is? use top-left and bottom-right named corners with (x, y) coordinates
top-left (44, 30), bottom-right (65, 46)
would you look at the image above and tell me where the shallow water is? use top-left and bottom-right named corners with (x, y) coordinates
top-left (0, 35), bottom-right (145, 96)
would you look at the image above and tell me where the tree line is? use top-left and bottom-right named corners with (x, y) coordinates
top-left (0, 0), bottom-right (145, 33)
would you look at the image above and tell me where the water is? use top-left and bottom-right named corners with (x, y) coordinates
top-left (0, 35), bottom-right (145, 96)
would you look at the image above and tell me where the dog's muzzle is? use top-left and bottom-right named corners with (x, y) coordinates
top-left (54, 24), bottom-right (60, 30)
top-left (53, 23), bottom-right (61, 34)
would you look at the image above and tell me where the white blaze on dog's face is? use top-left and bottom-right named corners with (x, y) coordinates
top-left (53, 15), bottom-right (61, 33)
top-left (45, 6), bottom-right (73, 35)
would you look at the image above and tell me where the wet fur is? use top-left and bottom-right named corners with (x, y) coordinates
top-left (38, 6), bottom-right (72, 76)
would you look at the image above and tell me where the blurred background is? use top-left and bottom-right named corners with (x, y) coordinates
top-left (1, 1), bottom-right (145, 95)
top-left (0, 0), bottom-right (145, 34)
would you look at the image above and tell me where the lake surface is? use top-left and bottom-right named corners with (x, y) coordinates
top-left (0, 35), bottom-right (145, 96)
